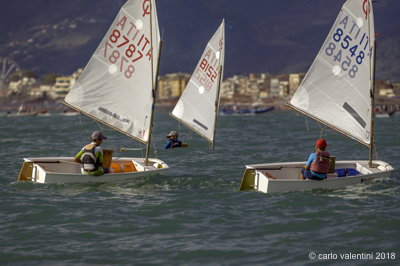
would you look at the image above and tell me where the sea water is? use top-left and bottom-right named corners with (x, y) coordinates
top-left (0, 111), bottom-right (399, 265)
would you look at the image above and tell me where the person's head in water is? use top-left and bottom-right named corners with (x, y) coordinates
top-left (166, 131), bottom-right (178, 140)
top-left (91, 131), bottom-right (107, 145)
top-left (315, 138), bottom-right (327, 151)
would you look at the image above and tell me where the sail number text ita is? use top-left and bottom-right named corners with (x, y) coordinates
top-left (103, 15), bottom-right (154, 79)
top-left (194, 48), bottom-right (221, 92)
top-left (324, 15), bottom-right (373, 79)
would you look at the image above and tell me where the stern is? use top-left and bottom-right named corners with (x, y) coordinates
top-left (239, 168), bottom-right (256, 190)
top-left (18, 161), bottom-right (34, 182)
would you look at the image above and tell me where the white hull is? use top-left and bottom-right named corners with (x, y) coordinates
top-left (7, 112), bottom-right (37, 117)
top-left (62, 112), bottom-right (79, 116)
top-left (240, 160), bottom-right (393, 194)
top-left (18, 157), bottom-right (168, 184)
top-left (375, 112), bottom-right (394, 118)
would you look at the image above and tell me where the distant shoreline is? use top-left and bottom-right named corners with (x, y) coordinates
top-left (1, 97), bottom-right (399, 113)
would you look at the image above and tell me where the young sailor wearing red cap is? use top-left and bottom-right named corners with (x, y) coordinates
top-left (301, 139), bottom-right (331, 180)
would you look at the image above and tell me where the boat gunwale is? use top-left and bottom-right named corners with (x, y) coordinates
top-left (245, 160), bottom-right (393, 171)
top-left (24, 157), bottom-right (169, 176)
top-left (244, 160), bottom-right (394, 184)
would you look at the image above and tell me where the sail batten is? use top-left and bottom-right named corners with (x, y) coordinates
top-left (64, 0), bottom-right (160, 144)
top-left (171, 20), bottom-right (225, 143)
top-left (287, 103), bottom-right (370, 147)
top-left (60, 100), bottom-right (147, 144)
top-left (290, 0), bottom-right (374, 146)
top-left (169, 113), bottom-right (213, 145)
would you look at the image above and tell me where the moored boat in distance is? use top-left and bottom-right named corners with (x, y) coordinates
top-left (7, 112), bottom-right (37, 117)
top-left (62, 108), bottom-right (79, 116)
top-left (36, 109), bottom-right (50, 116)
top-left (253, 106), bottom-right (275, 114)
top-left (219, 105), bottom-right (274, 116)
top-left (6, 104), bottom-right (40, 117)
top-left (375, 111), bottom-right (395, 118)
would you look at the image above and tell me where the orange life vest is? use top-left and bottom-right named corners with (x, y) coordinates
top-left (310, 151), bottom-right (330, 174)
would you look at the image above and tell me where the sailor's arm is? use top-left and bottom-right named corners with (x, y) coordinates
top-left (74, 149), bottom-right (84, 163)
top-left (304, 153), bottom-right (315, 169)
top-left (96, 149), bottom-right (104, 167)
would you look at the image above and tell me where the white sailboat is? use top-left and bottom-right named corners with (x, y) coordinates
top-left (240, 0), bottom-right (393, 193)
top-left (171, 20), bottom-right (225, 148)
top-left (18, 0), bottom-right (169, 184)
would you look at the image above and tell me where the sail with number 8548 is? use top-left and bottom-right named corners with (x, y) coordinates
top-left (289, 0), bottom-right (375, 146)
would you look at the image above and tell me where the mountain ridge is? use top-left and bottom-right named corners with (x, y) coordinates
top-left (1, 0), bottom-right (399, 81)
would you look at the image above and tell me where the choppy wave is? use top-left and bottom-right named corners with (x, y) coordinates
top-left (1, 111), bottom-right (399, 265)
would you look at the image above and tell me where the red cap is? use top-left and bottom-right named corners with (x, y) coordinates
top-left (315, 138), bottom-right (327, 148)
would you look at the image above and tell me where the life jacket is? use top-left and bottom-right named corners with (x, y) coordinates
top-left (81, 144), bottom-right (99, 172)
top-left (171, 138), bottom-right (182, 148)
top-left (310, 151), bottom-right (331, 174)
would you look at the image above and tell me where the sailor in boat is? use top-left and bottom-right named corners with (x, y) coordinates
top-left (74, 131), bottom-right (110, 176)
top-left (301, 139), bottom-right (330, 180)
top-left (163, 131), bottom-right (188, 150)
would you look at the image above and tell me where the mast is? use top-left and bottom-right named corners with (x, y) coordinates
top-left (211, 19), bottom-right (225, 149)
top-left (145, 0), bottom-right (162, 165)
top-left (211, 65), bottom-right (223, 149)
top-left (145, 40), bottom-right (162, 165)
top-left (369, 43), bottom-right (376, 167)
top-left (368, 0), bottom-right (375, 168)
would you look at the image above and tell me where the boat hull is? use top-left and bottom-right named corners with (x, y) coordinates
top-left (240, 160), bottom-right (393, 194)
top-left (18, 157), bottom-right (169, 184)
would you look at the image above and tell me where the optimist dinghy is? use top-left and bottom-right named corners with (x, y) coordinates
top-left (240, 0), bottom-right (394, 193)
top-left (18, 0), bottom-right (169, 184)
top-left (171, 21), bottom-right (225, 149)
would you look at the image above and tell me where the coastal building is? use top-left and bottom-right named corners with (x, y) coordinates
top-left (379, 88), bottom-right (396, 98)
top-left (246, 77), bottom-right (261, 99)
top-left (7, 69), bottom-right (398, 109)
top-left (53, 77), bottom-right (73, 98)
top-left (8, 77), bottom-right (37, 94)
top-left (270, 78), bottom-right (280, 98)
top-left (28, 85), bottom-right (53, 98)
top-left (279, 81), bottom-right (289, 97)
top-left (375, 80), bottom-right (396, 98)
top-left (393, 83), bottom-right (400, 97)
top-left (258, 73), bottom-right (271, 99)
top-left (288, 73), bottom-right (305, 96)
top-left (221, 73), bottom-right (271, 101)
top-left (157, 73), bottom-right (190, 99)
top-left (52, 68), bottom-right (82, 99)
top-left (230, 75), bottom-right (248, 96)
top-left (247, 73), bottom-right (271, 99)
top-left (220, 77), bottom-right (237, 100)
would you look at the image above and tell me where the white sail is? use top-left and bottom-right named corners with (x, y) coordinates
top-left (172, 20), bottom-right (225, 144)
top-left (64, 0), bottom-right (160, 143)
top-left (290, 0), bottom-right (375, 146)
